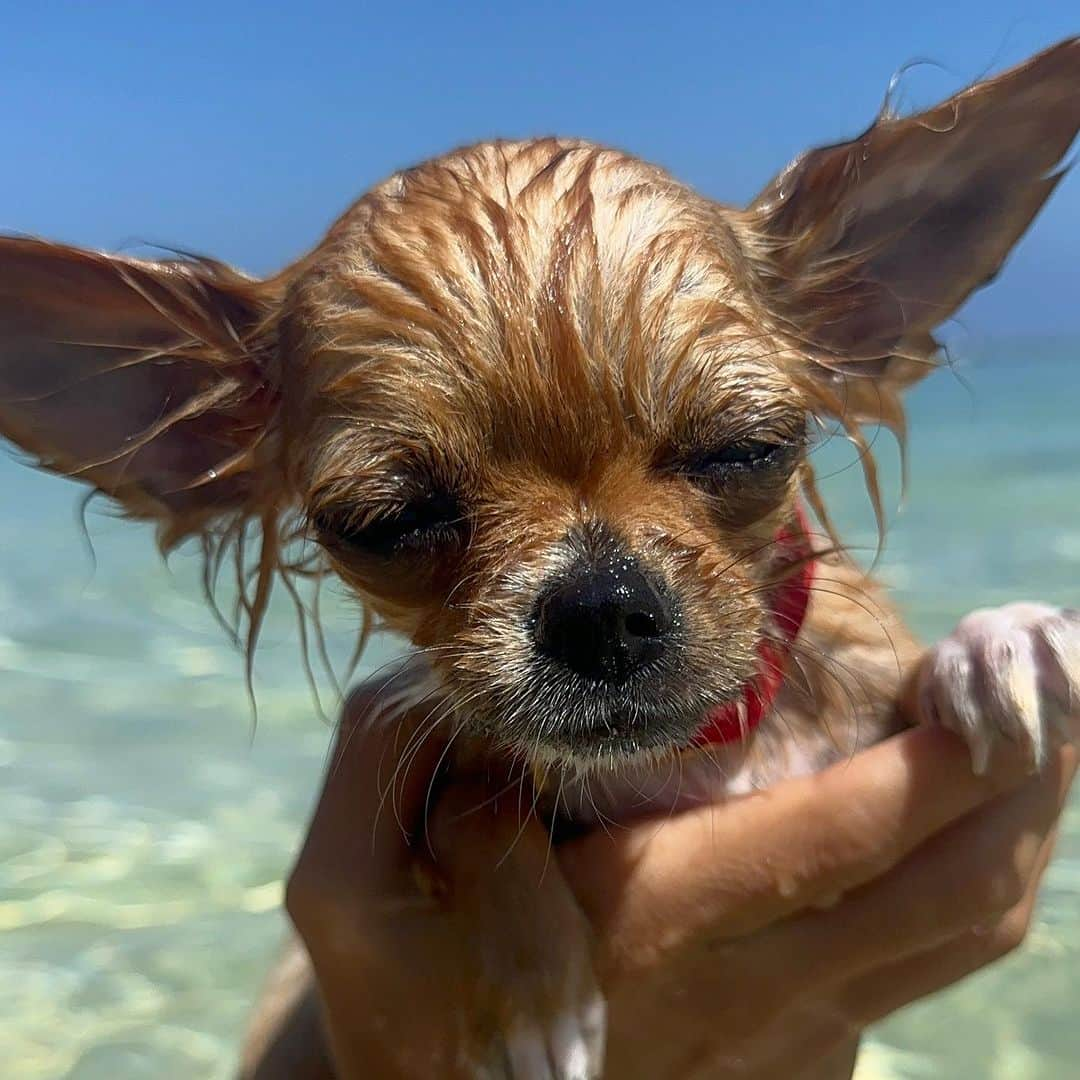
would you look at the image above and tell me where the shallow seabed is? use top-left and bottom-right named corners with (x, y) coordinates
top-left (2, 340), bottom-right (1078, 1078)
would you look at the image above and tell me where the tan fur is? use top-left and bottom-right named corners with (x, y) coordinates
top-left (1, 37), bottom-right (1077, 1080)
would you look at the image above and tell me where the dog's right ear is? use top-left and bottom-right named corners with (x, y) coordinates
top-left (0, 237), bottom-right (288, 548)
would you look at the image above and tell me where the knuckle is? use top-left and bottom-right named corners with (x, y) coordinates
top-left (284, 873), bottom-right (369, 960)
top-left (987, 906), bottom-right (1034, 961)
top-left (284, 861), bottom-right (354, 930)
top-left (955, 831), bottom-right (1030, 917)
top-left (970, 864), bottom-right (1027, 916)
top-left (283, 867), bottom-right (323, 925)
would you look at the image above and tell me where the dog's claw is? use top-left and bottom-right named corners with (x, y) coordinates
top-left (552, 992), bottom-right (606, 1080)
top-left (917, 603), bottom-right (1080, 773)
top-left (498, 992), bottom-right (604, 1080)
top-left (474, 988), bottom-right (605, 1080)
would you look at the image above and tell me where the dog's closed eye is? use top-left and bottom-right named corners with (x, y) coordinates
top-left (312, 491), bottom-right (468, 557)
top-left (676, 438), bottom-right (802, 483)
top-left (651, 429), bottom-right (806, 527)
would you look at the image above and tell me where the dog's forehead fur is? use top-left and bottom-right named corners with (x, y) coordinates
top-left (282, 139), bottom-right (801, 500)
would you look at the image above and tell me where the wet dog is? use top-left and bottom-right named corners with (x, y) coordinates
top-left (2, 37), bottom-right (1078, 1080)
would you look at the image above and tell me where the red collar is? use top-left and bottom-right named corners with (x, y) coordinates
top-left (692, 506), bottom-right (815, 747)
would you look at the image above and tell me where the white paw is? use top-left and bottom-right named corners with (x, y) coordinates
top-left (917, 603), bottom-right (1080, 773)
top-left (473, 990), bottom-right (606, 1080)
top-left (499, 993), bottom-right (606, 1080)
top-left (463, 898), bottom-right (606, 1080)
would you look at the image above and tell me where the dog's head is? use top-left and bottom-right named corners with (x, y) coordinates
top-left (2, 40), bottom-right (1077, 768)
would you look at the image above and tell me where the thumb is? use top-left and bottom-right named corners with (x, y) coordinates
top-left (295, 663), bottom-right (451, 901)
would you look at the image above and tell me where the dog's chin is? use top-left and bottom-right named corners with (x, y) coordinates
top-left (514, 707), bottom-right (714, 774)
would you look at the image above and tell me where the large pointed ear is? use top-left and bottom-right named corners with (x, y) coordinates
top-left (0, 237), bottom-right (288, 549)
top-left (745, 36), bottom-right (1080, 408)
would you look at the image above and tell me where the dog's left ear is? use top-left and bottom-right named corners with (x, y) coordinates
top-left (746, 37), bottom-right (1079, 401)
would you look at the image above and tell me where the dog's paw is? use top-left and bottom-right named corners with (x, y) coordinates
top-left (469, 960), bottom-right (606, 1080)
top-left (438, 809), bottom-right (606, 1079)
top-left (485, 990), bottom-right (606, 1080)
top-left (916, 603), bottom-right (1080, 773)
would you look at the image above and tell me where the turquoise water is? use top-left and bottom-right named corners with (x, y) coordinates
top-left (2, 339), bottom-right (1079, 1078)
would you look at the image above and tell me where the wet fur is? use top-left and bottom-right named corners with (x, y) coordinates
top-left (1, 37), bottom-right (1078, 1080)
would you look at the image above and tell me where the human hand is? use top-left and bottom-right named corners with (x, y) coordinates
top-left (286, 680), bottom-right (1076, 1079)
top-left (285, 679), bottom-right (603, 1078)
top-left (559, 727), bottom-right (1076, 1077)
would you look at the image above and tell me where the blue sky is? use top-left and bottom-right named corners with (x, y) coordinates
top-left (2, 2), bottom-right (1077, 335)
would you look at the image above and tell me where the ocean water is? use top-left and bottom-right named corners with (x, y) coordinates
top-left (2, 339), bottom-right (1079, 1079)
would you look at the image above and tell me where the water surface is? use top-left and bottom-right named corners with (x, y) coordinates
top-left (2, 340), bottom-right (1078, 1078)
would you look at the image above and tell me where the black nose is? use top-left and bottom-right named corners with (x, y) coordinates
top-left (533, 559), bottom-right (672, 684)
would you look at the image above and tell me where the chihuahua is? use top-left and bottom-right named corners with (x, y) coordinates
top-left (2, 36), bottom-right (1079, 1080)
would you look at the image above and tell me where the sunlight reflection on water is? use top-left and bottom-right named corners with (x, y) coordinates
top-left (2, 343), bottom-right (1078, 1078)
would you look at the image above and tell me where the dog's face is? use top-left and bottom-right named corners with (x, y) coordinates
top-left (285, 142), bottom-right (812, 763)
top-left (1, 40), bottom-right (1076, 768)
